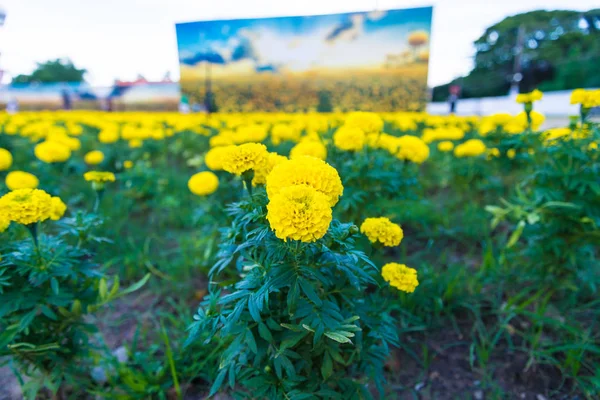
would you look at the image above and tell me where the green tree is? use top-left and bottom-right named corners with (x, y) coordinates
top-left (12, 59), bottom-right (87, 84)
top-left (432, 9), bottom-right (600, 101)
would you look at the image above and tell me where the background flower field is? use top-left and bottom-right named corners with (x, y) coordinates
top-left (0, 90), bottom-right (599, 399)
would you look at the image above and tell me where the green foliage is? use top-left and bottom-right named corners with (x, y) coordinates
top-left (12, 58), bottom-right (87, 84)
top-left (187, 190), bottom-right (399, 398)
top-left (487, 126), bottom-right (600, 288)
top-left (432, 8), bottom-right (600, 100)
top-left (0, 213), bottom-right (149, 397)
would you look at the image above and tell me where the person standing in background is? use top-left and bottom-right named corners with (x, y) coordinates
top-left (448, 85), bottom-right (460, 114)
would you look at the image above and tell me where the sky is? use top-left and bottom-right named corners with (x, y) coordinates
top-left (0, 0), bottom-right (597, 87)
top-left (176, 7), bottom-right (432, 73)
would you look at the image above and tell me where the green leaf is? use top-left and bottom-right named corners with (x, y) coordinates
top-left (209, 368), bottom-right (227, 396)
top-left (324, 331), bottom-right (352, 344)
top-left (321, 352), bottom-right (333, 380)
top-left (299, 279), bottom-right (322, 307)
top-left (507, 220), bottom-right (526, 248)
top-left (50, 278), bottom-right (59, 295)
top-left (99, 278), bottom-right (108, 301)
top-left (258, 322), bottom-right (273, 342)
top-left (245, 329), bottom-right (258, 354)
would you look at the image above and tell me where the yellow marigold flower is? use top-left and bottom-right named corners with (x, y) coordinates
top-left (50, 196), bottom-right (67, 220)
top-left (437, 141), bottom-right (454, 152)
top-left (6, 171), bottom-right (39, 191)
top-left (34, 141), bottom-right (72, 163)
top-left (454, 139), bottom-right (487, 158)
top-left (84, 150), bottom-right (105, 165)
top-left (271, 123), bottom-right (301, 145)
top-left (516, 89), bottom-right (543, 104)
top-left (84, 171), bottom-right (116, 183)
top-left (210, 132), bottom-right (235, 147)
top-left (124, 160), bottom-right (134, 169)
top-left (205, 145), bottom-right (234, 171)
top-left (344, 111), bottom-right (383, 134)
top-left (0, 215), bottom-right (9, 233)
top-left (236, 124), bottom-right (269, 144)
top-left (396, 135), bottom-right (430, 164)
top-left (290, 139), bottom-right (327, 160)
top-left (188, 171), bottom-right (219, 196)
top-left (360, 217), bottom-right (403, 247)
top-left (333, 125), bottom-right (366, 151)
top-left (267, 156), bottom-right (343, 207)
top-left (99, 129), bottom-right (120, 144)
top-left (570, 88), bottom-right (587, 105)
top-left (129, 139), bottom-right (143, 148)
top-left (253, 152), bottom-right (287, 186)
top-left (266, 184), bottom-right (332, 243)
top-left (0, 148), bottom-right (13, 171)
top-left (222, 143), bottom-right (268, 176)
top-left (0, 188), bottom-right (53, 225)
top-left (542, 127), bottom-right (571, 143)
top-left (381, 263), bottom-right (419, 293)
top-left (507, 149), bottom-right (517, 159)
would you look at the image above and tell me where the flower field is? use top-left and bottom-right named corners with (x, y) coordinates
top-left (0, 89), bottom-right (599, 399)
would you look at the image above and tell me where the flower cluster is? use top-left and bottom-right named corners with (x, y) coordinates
top-left (360, 217), bottom-right (404, 247)
top-left (0, 188), bottom-right (55, 225)
top-left (222, 142), bottom-right (268, 175)
top-left (266, 156), bottom-right (343, 207)
top-left (266, 184), bottom-right (332, 242)
top-left (570, 89), bottom-right (600, 108)
top-left (516, 89), bottom-right (543, 104)
top-left (266, 156), bottom-right (343, 242)
top-left (84, 171), bottom-right (116, 183)
top-left (381, 263), bottom-right (419, 293)
top-left (454, 139), bottom-right (487, 158)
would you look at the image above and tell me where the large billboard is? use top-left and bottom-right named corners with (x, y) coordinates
top-left (176, 7), bottom-right (433, 112)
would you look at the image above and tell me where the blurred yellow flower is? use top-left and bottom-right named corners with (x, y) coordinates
top-left (222, 143), bottom-right (268, 176)
top-left (253, 152), bottom-right (287, 186)
top-left (333, 125), bottom-right (366, 151)
top-left (396, 135), bottom-right (430, 164)
top-left (360, 217), bottom-right (403, 247)
top-left (34, 141), bottom-right (72, 163)
top-left (437, 141), bottom-right (454, 152)
top-left (454, 139), bottom-right (487, 158)
top-left (6, 171), bottom-right (39, 191)
top-left (516, 89), bottom-right (543, 104)
top-left (188, 171), bottom-right (219, 196)
top-left (205, 146), bottom-right (234, 171)
top-left (344, 112), bottom-right (384, 134)
top-left (84, 171), bottom-right (116, 183)
top-left (0, 148), bottom-right (13, 171)
top-left (84, 150), bottom-right (105, 165)
top-left (381, 263), bottom-right (419, 293)
top-left (123, 160), bottom-right (134, 169)
top-left (50, 196), bottom-right (67, 220)
top-left (290, 139), bottom-right (327, 160)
